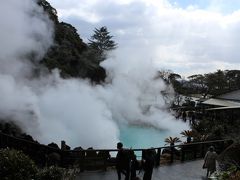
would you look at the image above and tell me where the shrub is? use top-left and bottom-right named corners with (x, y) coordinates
top-left (36, 166), bottom-right (77, 180)
top-left (216, 165), bottom-right (240, 180)
top-left (0, 148), bottom-right (37, 180)
top-left (36, 166), bottom-right (64, 180)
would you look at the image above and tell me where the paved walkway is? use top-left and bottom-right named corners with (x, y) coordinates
top-left (76, 159), bottom-right (210, 180)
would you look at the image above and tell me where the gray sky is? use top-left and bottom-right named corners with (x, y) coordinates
top-left (48, 0), bottom-right (240, 76)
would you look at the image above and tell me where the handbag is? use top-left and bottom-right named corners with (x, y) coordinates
top-left (202, 161), bottom-right (207, 169)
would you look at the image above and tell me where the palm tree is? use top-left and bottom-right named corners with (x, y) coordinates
top-left (180, 130), bottom-right (194, 143)
top-left (164, 136), bottom-right (181, 146)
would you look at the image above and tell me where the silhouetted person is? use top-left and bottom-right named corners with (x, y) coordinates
top-left (182, 111), bottom-right (187, 122)
top-left (143, 149), bottom-right (155, 180)
top-left (98, 150), bottom-right (110, 159)
top-left (116, 142), bottom-right (130, 180)
top-left (86, 147), bottom-right (97, 157)
top-left (191, 112), bottom-right (195, 124)
top-left (187, 136), bottom-right (191, 143)
top-left (130, 154), bottom-right (140, 180)
top-left (204, 146), bottom-right (218, 177)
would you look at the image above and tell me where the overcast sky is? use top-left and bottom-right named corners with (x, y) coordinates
top-left (48, 0), bottom-right (240, 77)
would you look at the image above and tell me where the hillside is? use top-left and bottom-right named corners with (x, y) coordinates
top-left (38, 0), bottom-right (106, 83)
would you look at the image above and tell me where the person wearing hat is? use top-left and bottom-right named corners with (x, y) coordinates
top-left (203, 146), bottom-right (218, 177)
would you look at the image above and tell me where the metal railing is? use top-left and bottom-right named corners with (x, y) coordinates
top-left (0, 132), bottom-right (233, 171)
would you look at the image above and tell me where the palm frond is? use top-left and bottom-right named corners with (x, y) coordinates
top-left (164, 136), bottom-right (181, 144)
top-left (180, 130), bottom-right (194, 137)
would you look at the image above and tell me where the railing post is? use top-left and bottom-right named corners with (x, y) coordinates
top-left (170, 145), bottom-right (174, 163)
top-left (142, 150), bottom-right (145, 161)
top-left (80, 150), bottom-right (85, 172)
top-left (156, 148), bottom-right (161, 166)
top-left (181, 146), bottom-right (185, 162)
top-left (0, 133), bottom-right (2, 148)
top-left (103, 150), bottom-right (108, 171)
top-left (193, 144), bottom-right (197, 159)
top-left (201, 143), bottom-right (205, 158)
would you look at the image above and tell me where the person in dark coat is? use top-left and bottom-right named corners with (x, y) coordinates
top-left (116, 142), bottom-right (130, 180)
top-left (142, 149), bottom-right (155, 180)
top-left (130, 154), bottom-right (140, 180)
top-left (182, 111), bottom-right (187, 122)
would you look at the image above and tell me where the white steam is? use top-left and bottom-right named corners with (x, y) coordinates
top-left (0, 0), bottom-right (52, 136)
top-left (0, 0), bottom-right (188, 149)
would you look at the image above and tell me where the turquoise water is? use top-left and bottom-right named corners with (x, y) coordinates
top-left (119, 125), bottom-right (169, 149)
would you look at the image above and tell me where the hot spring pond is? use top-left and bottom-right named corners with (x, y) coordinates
top-left (119, 125), bottom-right (170, 149)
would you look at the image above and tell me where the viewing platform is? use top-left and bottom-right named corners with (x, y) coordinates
top-left (76, 159), bottom-right (209, 180)
top-left (0, 131), bottom-right (233, 180)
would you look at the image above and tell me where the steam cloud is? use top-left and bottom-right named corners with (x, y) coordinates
top-left (0, 0), bottom-right (188, 149)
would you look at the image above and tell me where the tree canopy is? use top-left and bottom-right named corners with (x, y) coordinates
top-left (88, 26), bottom-right (117, 61)
top-left (38, 1), bottom-right (118, 83)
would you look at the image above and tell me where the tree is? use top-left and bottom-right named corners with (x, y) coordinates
top-left (188, 74), bottom-right (207, 94)
top-left (180, 130), bottom-right (195, 143)
top-left (164, 136), bottom-right (181, 145)
top-left (226, 70), bottom-right (240, 90)
top-left (205, 70), bottom-right (228, 95)
top-left (88, 26), bottom-right (117, 61)
top-left (0, 149), bottom-right (37, 180)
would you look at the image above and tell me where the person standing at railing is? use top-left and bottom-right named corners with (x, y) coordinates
top-left (130, 154), bottom-right (140, 180)
top-left (116, 142), bottom-right (130, 180)
top-left (142, 149), bottom-right (155, 180)
top-left (203, 146), bottom-right (218, 177)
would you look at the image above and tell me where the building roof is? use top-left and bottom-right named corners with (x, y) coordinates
top-left (217, 89), bottom-right (240, 101)
top-left (202, 98), bottom-right (240, 107)
top-left (206, 106), bottom-right (240, 111)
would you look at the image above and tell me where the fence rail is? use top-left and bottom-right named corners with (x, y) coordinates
top-left (0, 132), bottom-right (233, 171)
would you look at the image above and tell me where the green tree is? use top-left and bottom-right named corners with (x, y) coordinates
top-left (205, 70), bottom-right (228, 95)
top-left (88, 26), bottom-right (117, 61)
top-left (188, 74), bottom-right (206, 93)
top-left (164, 136), bottom-right (181, 145)
top-left (180, 130), bottom-right (195, 143)
top-left (226, 70), bottom-right (240, 90)
top-left (0, 149), bottom-right (37, 180)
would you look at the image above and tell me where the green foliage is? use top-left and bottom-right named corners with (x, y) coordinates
top-left (42, 22), bottom-right (88, 77)
top-left (211, 125), bottom-right (225, 139)
top-left (0, 148), bottom-right (37, 180)
top-left (186, 69), bottom-right (240, 96)
top-left (88, 26), bottom-right (117, 62)
top-left (89, 26), bottom-right (117, 52)
top-left (39, 2), bottom-right (108, 83)
top-left (42, 22), bottom-right (107, 82)
top-left (180, 130), bottom-right (194, 137)
top-left (0, 148), bottom-right (77, 180)
top-left (37, 0), bottom-right (58, 22)
top-left (164, 136), bottom-right (181, 145)
top-left (216, 165), bottom-right (240, 180)
top-left (0, 121), bottom-right (22, 136)
top-left (36, 166), bottom-right (64, 180)
top-left (36, 166), bottom-right (77, 180)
